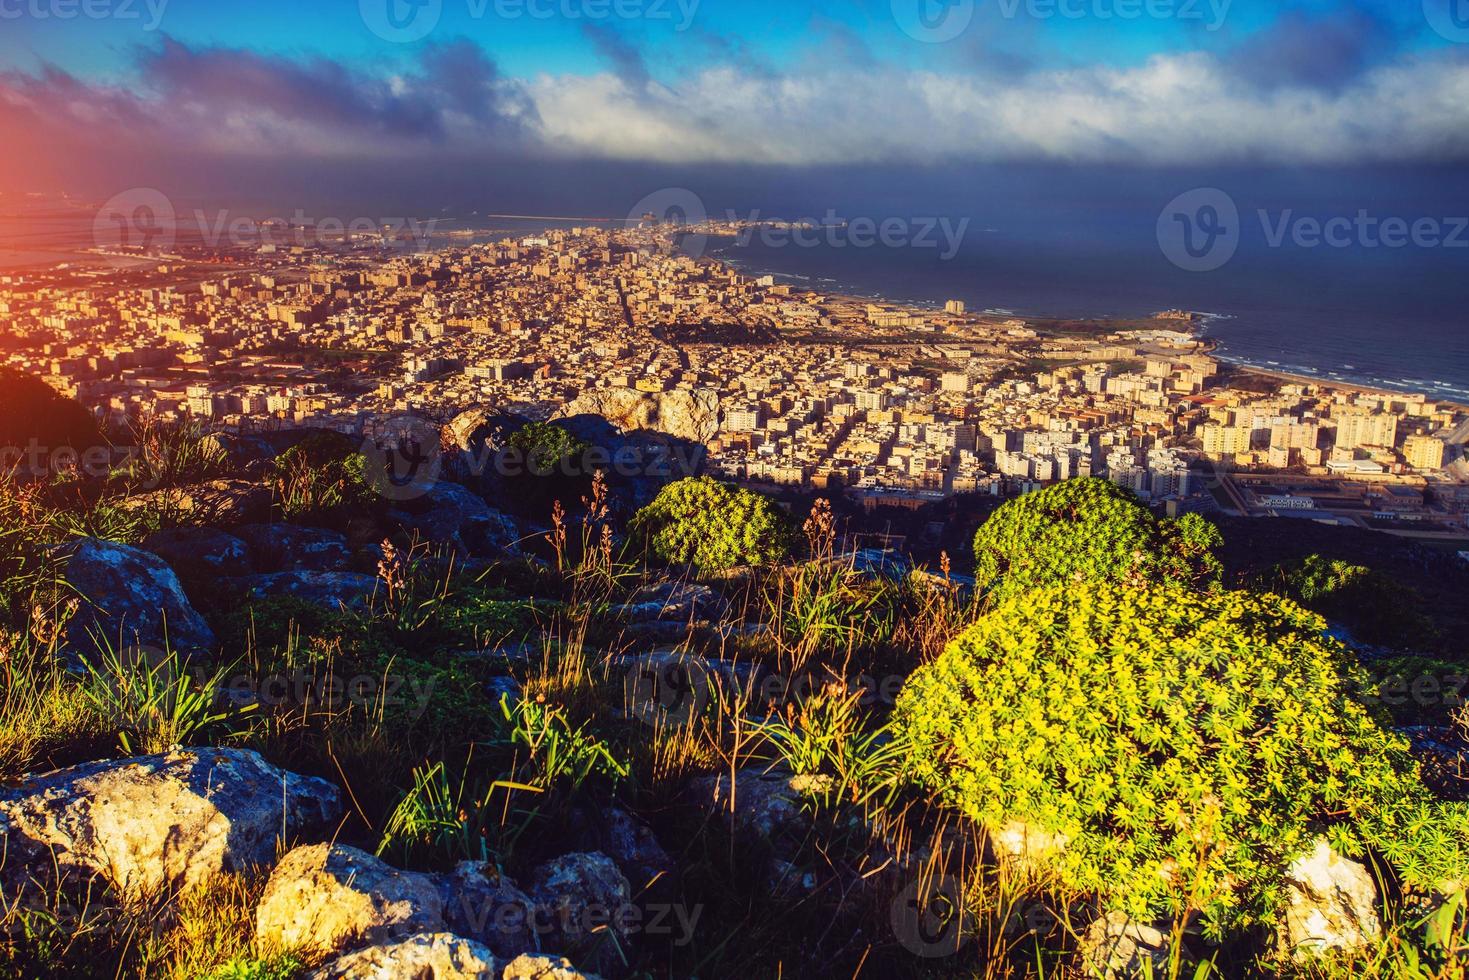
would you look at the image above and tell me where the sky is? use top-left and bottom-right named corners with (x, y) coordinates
top-left (2, 0), bottom-right (1468, 213)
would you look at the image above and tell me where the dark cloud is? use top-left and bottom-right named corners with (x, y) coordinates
top-left (1224, 7), bottom-right (1402, 91)
top-left (581, 23), bottom-right (652, 92)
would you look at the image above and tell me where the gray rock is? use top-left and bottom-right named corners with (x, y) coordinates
top-left (1076, 912), bottom-right (1178, 979)
top-left (1275, 839), bottom-right (1382, 960)
top-left (569, 807), bottom-right (675, 894)
top-left (528, 852), bottom-right (634, 951)
top-left (256, 844), bottom-right (447, 960)
top-left (305, 932), bottom-right (498, 980)
top-left (688, 768), bottom-right (809, 840)
top-left (502, 953), bottom-right (603, 980)
top-left (141, 526), bottom-right (251, 580)
top-left (57, 538), bottom-right (216, 656)
top-left (441, 861), bottom-right (537, 959)
top-left (394, 482), bottom-right (521, 556)
top-left (235, 524), bottom-right (353, 572)
top-left (0, 749), bottom-right (340, 898)
top-left (613, 582), bottom-right (730, 624)
top-left (119, 479), bottom-right (272, 526)
top-left (238, 571), bottom-right (379, 612)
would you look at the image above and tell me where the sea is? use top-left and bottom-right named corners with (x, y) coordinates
top-left (707, 227), bottom-right (1469, 404)
top-left (3, 198), bottom-right (1466, 402)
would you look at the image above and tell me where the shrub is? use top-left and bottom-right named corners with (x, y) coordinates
top-left (508, 421), bottom-right (588, 475)
top-left (630, 476), bottom-right (794, 573)
top-left (1258, 554), bottom-right (1438, 650)
top-left (269, 431), bottom-right (373, 521)
top-left (893, 583), bottom-right (1468, 935)
top-left (971, 477), bottom-right (1222, 604)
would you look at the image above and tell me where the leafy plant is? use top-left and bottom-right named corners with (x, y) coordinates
top-left (269, 431), bottom-right (373, 521)
top-left (894, 582), bottom-right (1468, 936)
top-left (630, 476), bottom-right (795, 574)
top-left (81, 640), bottom-right (255, 755)
top-left (497, 694), bottom-right (629, 792)
top-left (758, 683), bottom-right (907, 811)
top-left (377, 757), bottom-right (541, 869)
top-left (766, 560), bottom-right (897, 662)
top-left (1257, 554), bottom-right (1438, 650)
top-left (508, 421), bottom-right (588, 474)
top-left (971, 478), bottom-right (1222, 605)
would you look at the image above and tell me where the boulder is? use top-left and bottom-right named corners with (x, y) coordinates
top-left (441, 861), bottom-right (537, 959)
top-left (394, 482), bottom-right (520, 556)
top-left (57, 538), bottom-right (216, 656)
top-left (568, 807), bottom-right (676, 894)
top-left (0, 749), bottom-right (340, 898)
top-left (557, 389), bottom-right (656, 433)
top-left (119, 478), bottom-right (272, 526)
top-left (235, 524), bottom-right (353, 572)
top-left (656, 390), bottom-right (720, 443)
top-left (256, 844), bottom-right (446, 960)
top-left (141, 526), bottom-right (251, 580)
top-left (304, 932), bottom-right (498, 980)
top-left (238, 571), bottom-right (379, 612)
top-left (1077, 913), bottom-right (1178, 979)
top-left (1275, 839), bottom-right (1382, 960)
top-left (528, 852), bottom-right (634, 950)
top-left (502, 954), bottom-right (603, 980)
top-left (613, 582), bottom-right (730, 624)
top-left (688, 768), bottom-right (809, 840)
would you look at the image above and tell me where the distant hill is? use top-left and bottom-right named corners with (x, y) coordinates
top-left (0, 367), bottom-right (102, 459)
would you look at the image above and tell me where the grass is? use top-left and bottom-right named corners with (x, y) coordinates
top-left (2, 463), bottom-right (1468, 979)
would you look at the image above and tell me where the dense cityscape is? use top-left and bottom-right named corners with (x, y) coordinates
top-left (3, 216), bottom-right (1467, 537)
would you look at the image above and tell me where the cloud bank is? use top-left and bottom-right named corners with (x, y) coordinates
top-left (4, 33), bottom-right (1469, 193)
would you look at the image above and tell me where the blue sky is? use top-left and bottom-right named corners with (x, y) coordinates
top-left (2, 0), bottom-right (1468, 199)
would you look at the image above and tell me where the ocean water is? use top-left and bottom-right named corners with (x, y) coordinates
top-left (709, 227), bottom-right (1469, 402)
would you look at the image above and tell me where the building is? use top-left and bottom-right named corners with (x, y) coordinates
top-left (1403, 434), bottom-right (1446, 472)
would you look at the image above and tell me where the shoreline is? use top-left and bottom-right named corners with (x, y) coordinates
top-left (1228, 363), bottom-right (1469, 411)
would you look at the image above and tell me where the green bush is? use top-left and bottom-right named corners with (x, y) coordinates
top-left (630, 477), bottom-right (794, 573)
top-left (971, 477), bottom-right (1222, 604)
top-left (508, 421), bottom-right (588, 475)
top-left (893, 582), bottom-right (1468, 934)
top-left (270, 431), bottom-right (373, 521)
top-left (1259, 554), bottom-right (1438, 650)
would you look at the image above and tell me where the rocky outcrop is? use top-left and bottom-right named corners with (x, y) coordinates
top-left (528, 852), bottom-right (634, 951)
top-left (235, 524), bottom-right (353, 572)
top-left (255, 844), bottom-right (447, 960)
top-left (0, 749), bottom-right (340, 898)
top-left (1076, 913), bottom-right (1178, 979)
top-left (503, 954), bottom-right (603, 980)
top-left (442, 861), bottom-right (537, 959)
top-left (394, 482), bottom-right (521, 556)
top-left (613, 582), bottom-right (730, 625)
top-left (305, 932), bottom-right (498, 980)
top-left (238, 571), bottom-right (379, 611)
top-left (689, 768), bottom-right (809, 840)
top-left (120, 478), bottom-right (272, 526)
top-left (555, 389), bottom-right (720, 443)
top-left (991, 820), bottom-right (1071, 867)
top-left (1275, 839), bottom-right (1382, 960)
top-left (56, 538), bottom-right (216, 656)
top-left (568, 808), bottom-right (676, 894)
top-left (141, 526), bottom-right (251, 581)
